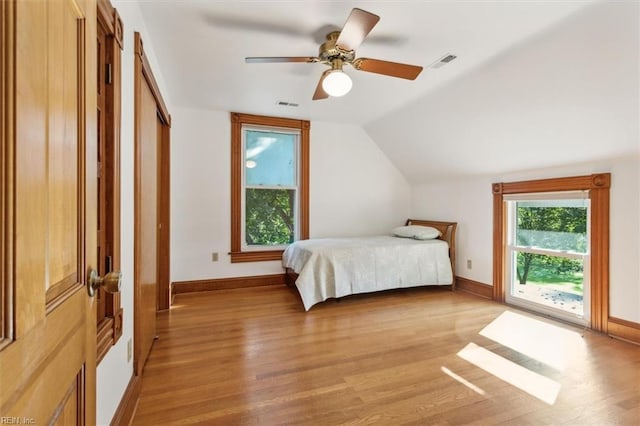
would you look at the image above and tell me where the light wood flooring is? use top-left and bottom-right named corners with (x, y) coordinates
top-left (132, 285), bottom-right (640, 425)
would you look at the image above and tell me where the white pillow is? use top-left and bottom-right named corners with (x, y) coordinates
top-left (392, 225), bottom-right (441, 240)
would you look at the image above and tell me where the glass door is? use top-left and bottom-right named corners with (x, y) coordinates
top-left (505, 192), bottom-right (590, 326)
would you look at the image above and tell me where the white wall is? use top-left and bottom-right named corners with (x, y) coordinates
top-left (412, 156), bottom-right (640, 323)
top-left (412, 177), bottom-right (493, 283)
top-left (365, 1), bottom-right (638, 183)
top-left (309, 122), bottom-right (410, 238)
top-left (96, 1), bottom-right (172, 424)
top-left (170, 108), bottom-right (410, 282)
top-left (367, 1), bottom-right (639, 324)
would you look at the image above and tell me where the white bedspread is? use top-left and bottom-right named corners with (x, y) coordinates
top-left (282, 236), bottom-right (453, 311)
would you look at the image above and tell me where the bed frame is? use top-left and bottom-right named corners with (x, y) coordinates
top-left (285, 219), bottom-right (458, 290)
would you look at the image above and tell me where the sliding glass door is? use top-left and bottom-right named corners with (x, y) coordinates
top-left (505, 192), bottom-right (590, 326)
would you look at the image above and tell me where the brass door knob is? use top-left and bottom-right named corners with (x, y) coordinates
top-left (87, 269), bottom-right (122, 297)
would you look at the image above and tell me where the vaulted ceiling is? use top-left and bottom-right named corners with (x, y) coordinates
top-left (138, 1), bottom-right (596, 125)
top-left (138, 0), bottom-right (638, 183)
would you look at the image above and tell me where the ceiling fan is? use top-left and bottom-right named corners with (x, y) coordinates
top-left (245, 8), bottom-right (423, 100)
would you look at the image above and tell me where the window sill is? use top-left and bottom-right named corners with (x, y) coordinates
top-left (230, 250), bottom-right (284, 263)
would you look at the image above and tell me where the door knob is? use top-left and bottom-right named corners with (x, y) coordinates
top-left (87, 269), bottom-right (122, 297)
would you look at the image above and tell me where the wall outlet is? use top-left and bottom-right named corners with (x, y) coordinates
top-left (127, 338), bottom-right (132, 362)
top-left (211, 252), bottom-right (219, 262)
top-left (466, 259), bottom-right (472, 269)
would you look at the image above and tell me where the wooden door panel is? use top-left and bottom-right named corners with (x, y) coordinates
top-left (136, 78), bottom-right (158, 374)
top-left (1, 290), bottom-right (86, 420)
top-left (50, 373), bottom-right (81, 426)
top-left (14, 0), bottom-right (48, 334)
top-left (45, 0), bottom-right (82, 306)
top-left (1, 0), bottom-right (97, 422)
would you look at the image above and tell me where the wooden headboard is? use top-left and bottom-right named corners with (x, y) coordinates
top-left (405, 219), bottom-right (457, 281)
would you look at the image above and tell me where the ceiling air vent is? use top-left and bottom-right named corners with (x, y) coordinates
top-left (276, 101), bottom-right (299, 107)
top-left (430, 54), bottom-right (457, 69)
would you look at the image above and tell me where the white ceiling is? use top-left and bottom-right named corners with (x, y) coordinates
top-left (137, 0), bottom-right (598, 126)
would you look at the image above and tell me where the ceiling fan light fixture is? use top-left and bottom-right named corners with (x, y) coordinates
top-left (322, 70), bottom-right (352, 97)
top-left (245, 8), bottom-right (423, 101)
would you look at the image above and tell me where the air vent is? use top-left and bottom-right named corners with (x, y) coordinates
top-left (276, 101), bottom-right (299, 107)
top-left (430, 54), bottom-right (457, 69)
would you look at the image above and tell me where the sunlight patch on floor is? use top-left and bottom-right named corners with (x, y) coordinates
top-left (479, 311), bottom-right (585, 371)
top-left (440, 366), bottom-right (486, 396)
top-left (457, 342), bottom-right (561, 405)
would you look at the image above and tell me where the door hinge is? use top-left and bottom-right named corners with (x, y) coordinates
top-left (97, 161), bottom-right (102, 179)
top-left (105, 63), bottom-right (113, 85)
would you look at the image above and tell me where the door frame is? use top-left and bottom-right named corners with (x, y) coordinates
top-left (133, 31), bottom-right (171, 376)
top-left (492, 173), bottom-right (610, 332)
top-left (96, 0), bottom-right (124, 363)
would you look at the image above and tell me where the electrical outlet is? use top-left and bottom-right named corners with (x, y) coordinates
top-left (466, 259), bottom-right (472, 269)
top-left (211, 252), bottom-right (219, 262)
top-left (127, 338), bottom-right (132, 362)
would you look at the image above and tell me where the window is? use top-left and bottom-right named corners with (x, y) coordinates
top-left (230, 113), bottom-right (309, 262)
top-left (505, 192), bottom-right (590, 325)
top-left (244, 128), bottom-right (298, 247)
top-left (492, 173), bottom-right (610, 332)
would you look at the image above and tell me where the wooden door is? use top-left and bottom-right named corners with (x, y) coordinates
top-left (0, 0), bottom-right (98, 424)
top-left (134, 63), bottom-right (159, 376)
top-left (133, 31), bottom-right (171, 376)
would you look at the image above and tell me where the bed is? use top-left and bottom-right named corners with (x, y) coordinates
top-left (282, 219), bottom-right (457, 311)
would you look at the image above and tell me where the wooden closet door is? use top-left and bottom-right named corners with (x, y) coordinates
top-left (134, 69), bottom-right (159, 375)
top-left (0, 0), bottom-right (98, 423)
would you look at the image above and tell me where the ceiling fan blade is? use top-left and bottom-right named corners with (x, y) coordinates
top-left (245, 56), bottom-right (318, 64)
top-left (335, 8), bottom-right (380, 52)
top-left (312, 71), bottom-right (330, 100)
top-left (352, 58), bottom-right (423, 80)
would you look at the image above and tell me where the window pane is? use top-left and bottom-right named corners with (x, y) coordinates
top-left (516, 201), bottom-right (588, 253)
top-left (245, 130), bottom-right (296, 186)
top-left (512, 251), bottom-right (584, 315)
top-left (245, 188), bottom-right (295, 245)
top-left (515, 252), bottom-right (584, 289)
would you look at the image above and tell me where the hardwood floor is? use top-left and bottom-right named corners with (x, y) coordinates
top-left (132, 285), bottom-right (640, 425)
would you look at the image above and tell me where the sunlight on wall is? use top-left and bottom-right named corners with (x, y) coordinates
top-left (478, 311), bottom-right (585, 371)
top-left (457, 343), bottom-right (561, 405)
